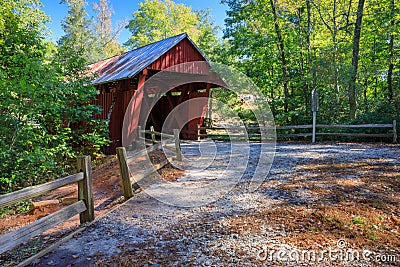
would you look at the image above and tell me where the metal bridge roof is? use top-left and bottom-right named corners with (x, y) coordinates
top-left (90, 33), bottom-right (205, 85)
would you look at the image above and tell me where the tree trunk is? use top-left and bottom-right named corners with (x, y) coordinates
top-left (306, 0), bottom-right (311, 55)
top-left (348, 0), bottom-right (365, 119)
top-left (296, 8), bottom-right (308, 107)
top-left (372, 35), bottom-right (378, 98)
top-left (269, 0), bottom-right (289, 113)
top-left (332, 0), bottom-right (340, 109)
top-left (313, 0), bottom-right (340, 110)
top-left (388, 35), bottom-right (394, 102)
top-left (268, 67), bottom-right (276, 115)
top-left (362, 78), bottom-right (369, 112)
top-left (387, 0), bottom-right (395, 102)
top-left (306, 0), bottom-right (316, 112)
top-left (107, 91), bottom-right (119, 121)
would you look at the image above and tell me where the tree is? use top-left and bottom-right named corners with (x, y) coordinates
top-left (92, 0), bottom-right (126, 58)
top-left (193, 8), bottom-right (221, 62)
top-left (348, 0), bottom-right (366, 119)
top-left (0, 0), bottom-right (61, 192)
top-left (312, 0), bottom-right (354, 113)
top-left (125, 0), bottom-right (221, 57)
top-left (222, 0), bottom-right (400, 126)
top-left (59, 0), bottom-right (100, 62)
top-left (355, 0), bottom-right (399, 117)
top-left (269, 0), bottom-right (289, 113)
top-left (60, 0), bottom-right (126, 62)
top-left (387, 0), bottom-right (395, 102)
top-left (223, 0), bottom-right (303, 123)
top-left (0, 0), bottom-right (107, 193)
top-left (125, 0), bottom-right (197, 48)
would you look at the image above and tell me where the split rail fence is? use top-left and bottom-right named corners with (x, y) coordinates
top-left (116, 127), bottom-right (182, 199)
top-left (0, 156), bottom-right (94, 266)
top-left (198, 120), bottom-right (397, 143)
top-left (0, 127), bottom-right (183, 265)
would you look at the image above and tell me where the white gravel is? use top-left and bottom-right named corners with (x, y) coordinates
top-left (32, 142), bottom-right (400, 267)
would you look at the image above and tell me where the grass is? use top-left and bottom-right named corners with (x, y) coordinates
top-left (352, 216), bottom-right (366, 226)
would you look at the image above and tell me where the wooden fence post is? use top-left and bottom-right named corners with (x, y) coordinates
top-left (116, 147), bottom-right (134, 199)
top-left (137, 126), bottom-right (142, 139)
top-left (173, 129), bottom-right (182, 161)
top-left (311, 89), bottom-right (319, 143)
top-left (150, 125), bottom-right (156, 144)
top-left (197, 124), bottom-right (201, 141)
top-left (77, 156), bottom-right (94, 224)
top-left (136, 126), bottom-right (145, 150)
top-left (312, 111), bottom-right (317, 143)
top-left (393, 120), bottom-right (397, 143)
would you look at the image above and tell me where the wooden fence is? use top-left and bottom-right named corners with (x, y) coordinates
top-left (0, 129), bottom-right (182, 264)
top-left (116, 127), bottom-right (182, 199)
top-left (0, 156), bottom-right (94, 263)
top-left (198, 120), bottom-right (397, 143)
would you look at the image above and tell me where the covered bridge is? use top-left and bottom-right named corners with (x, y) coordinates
top-left (89, 33), bottom-right (224, 154)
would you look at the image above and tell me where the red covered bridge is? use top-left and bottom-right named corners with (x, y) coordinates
top-left (89, 33), bottom-right (224, 154)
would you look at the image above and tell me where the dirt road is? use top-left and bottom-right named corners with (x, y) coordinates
top-left (32, 142), bottom-right (400, 267)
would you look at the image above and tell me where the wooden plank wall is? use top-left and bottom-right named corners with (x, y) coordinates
top-left (92, 87), bottom-right (136, 153)
top-left (149, 39), bottom-right (206, 73)
top-left (92, 38), bottom-right (215, 152)
top-left (147, 83), bottom-right (209, 139)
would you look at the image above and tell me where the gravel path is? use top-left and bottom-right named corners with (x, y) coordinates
top-left (32, 142), bottom-right (400, 267)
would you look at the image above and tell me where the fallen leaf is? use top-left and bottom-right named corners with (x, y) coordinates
top-left (390, 215), bottom-right (398, 225)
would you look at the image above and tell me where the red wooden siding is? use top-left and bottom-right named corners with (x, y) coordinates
top-left (92, 38), bottom-right (217, 154)
top-left (148, 39), bottom-right (206, 72)
top-left (92, 83), bottom-right (135, 153)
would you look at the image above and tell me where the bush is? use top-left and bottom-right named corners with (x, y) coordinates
top-left (0, 1), bottom-right (108, 193)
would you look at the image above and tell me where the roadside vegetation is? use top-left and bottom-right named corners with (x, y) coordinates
top-left (1, 0), bottom-right (399, 192)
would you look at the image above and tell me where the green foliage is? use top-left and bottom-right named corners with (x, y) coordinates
top-left (59, 0), bottom-right (99, 62)
top-left (1, 0), bottom-right (399, 196)
top-left (124, 0), bottom-right (222, 60)
top-left (352, 216), bottom-right (366, 226)
top-left (222, 0), bottom-right (400, 126)
top-left (0, 201), bottom-right (32, 218)
top-left (0, 0), bottom-right (108, 193)
top-left (60, 0), bottom-right (126, 63)
top-left (125, 0), bottom-right (198, 48)
top-left (92, 0), bottom-right (127, 58)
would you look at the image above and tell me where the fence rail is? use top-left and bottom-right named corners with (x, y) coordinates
top-left (116, 127), bottom-right (182, 199)
top-left (142, 129), bottom-right (175, 139)
top-left (125, 137), bottom-right (175, 164)
top-left (198, 120), bottom-right (397, 143)
top-left (0, 156), bottom-right (94, 258)
top-left (0, 173), bottom-right (83, 210)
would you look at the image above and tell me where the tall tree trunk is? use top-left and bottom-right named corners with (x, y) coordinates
top-left (268, 67), bottom-right (276, 115)
top-left (269, 0), bottom-right (289, 113)
top-left (296, 8), bottom-right (308, 107)
top-left (372, 35), bottom-right (378, 98)
top-left (330, 0), bottom-right (340, 110)
top-left (306, 0), bottom-right (312, 85)
top-left (362, 78), bottom-right (369, 112)
top-left (387, 36), bottom-right (394, 102)
top-left (313, 0), bottom-right (340, 110)
top-left (306, 0), bottom-right (317, 112)
top-left (348, 0), bottom-right (365, 119)
top-left (307, 0), bottom-right (318, 101)
top-left (387, 0), bottom-right (395, 102)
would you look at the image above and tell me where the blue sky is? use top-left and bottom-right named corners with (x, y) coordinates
top-left (40, 0), bottom-right (228, 44)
